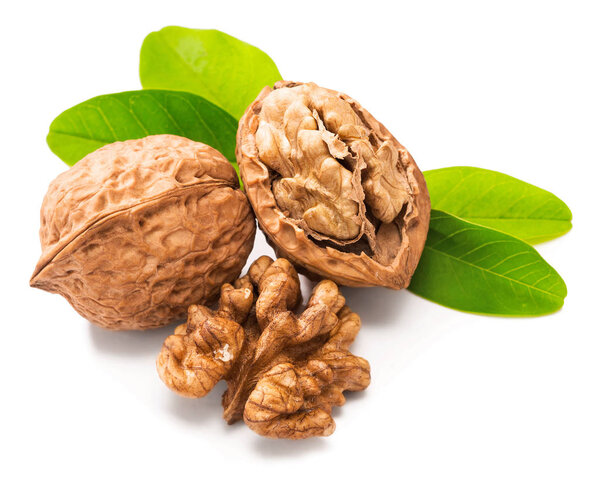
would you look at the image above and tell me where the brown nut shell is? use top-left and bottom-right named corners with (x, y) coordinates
top-left (237, 81), bottom-right (430, 289)
top-left (31, 135), bottom-right (256, 330)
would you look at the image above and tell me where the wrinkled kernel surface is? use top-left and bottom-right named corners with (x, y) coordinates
top-left (256, 83), bottom-right (412, 242)
top-left (237, 81), bottom-right (431, 289)
top-left (156, 256), bottom-right (370, 439)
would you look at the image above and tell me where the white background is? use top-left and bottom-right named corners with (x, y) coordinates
top-left (1, 1), bottom-right (598, 483)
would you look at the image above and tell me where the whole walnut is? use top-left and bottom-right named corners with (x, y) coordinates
top-left (237, 81), bottom-right (430, 288)
top-left (157, 256), bottom-right (370, 439)
top-left (30, 135), bottom-right (256, 330)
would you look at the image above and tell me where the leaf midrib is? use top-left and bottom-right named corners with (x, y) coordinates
top-left (48, 130), bottom-right (117, 144)
top-left (49, 91), bottom-right (238, 160)
top-left (424, 244), bottom-right (563, 299)
top-left (466, 215), bottom-right (571, 222)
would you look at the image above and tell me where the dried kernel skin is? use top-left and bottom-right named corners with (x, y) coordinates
top-left (30, 135), bottom-right (256, 330)
top-left (237, 81), bottom-right (431, 289)
top-left (156, 256), bottom-right (370, 439)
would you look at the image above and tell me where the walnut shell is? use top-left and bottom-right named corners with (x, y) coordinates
top-left (237, 81), bottom-right (430, 289)
top-left (30, 135), bottom-right (256, 330)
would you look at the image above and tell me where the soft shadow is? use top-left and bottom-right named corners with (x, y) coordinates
top-left (251, 434), bottom-right (328, 456)
top-left (341, 285), bottom-right (413, 326)
top-left (88, 323), bottom-right (176, 357)
top-left (298, 274), bottom-right (316, 305)
top-left (340, 389), bottom-right (369, 404)
top-left (166, 381), bottom-right (226, 426)
top-left (330, 389), bottom-right (369, 421)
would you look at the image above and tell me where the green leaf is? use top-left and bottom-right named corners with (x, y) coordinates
top-left (140, 27), bottom-right (282, 119)
top-left (47, 89), bottom-right (238, 166)
top-left (424, 166), bottom-right (572, 244)
top-left (408, 210), bottom-right (567, 316)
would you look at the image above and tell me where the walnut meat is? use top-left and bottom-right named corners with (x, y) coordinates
top-left (30, 135), bottom-right (256, 330)
top-left (157, 256), bottom-right (370, 439)
top-left (237, 81), bottom-right (430, 288)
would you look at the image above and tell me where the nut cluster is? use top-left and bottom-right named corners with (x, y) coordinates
top-left (32, 81), bottom-right (432, 439)
top-left (157, 256), bottom-right (370, 439)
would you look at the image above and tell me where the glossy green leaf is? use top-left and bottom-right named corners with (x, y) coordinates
top-left (140, 27), bottom-right (282, 119)
top-left (47, 89), bottom-right (238, 166)
top-left (408, 210), bottom-right (567, 316)
top-left (424, 166), bottom-right (572, 244)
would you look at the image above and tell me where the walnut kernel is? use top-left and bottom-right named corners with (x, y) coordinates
top-left (156, 256), bottom-right (370, 439)
top-left (237, 81), bottom-right (430, 289)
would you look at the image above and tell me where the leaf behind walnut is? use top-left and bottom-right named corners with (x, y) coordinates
top-left (408, 209), bottom-right (567, 316)
top-left (140, 27), bottom-right (283, 119)
top-left (424, 166), bottom-right (572, 244)
top-left (47, 89), bottom-right (238, 168)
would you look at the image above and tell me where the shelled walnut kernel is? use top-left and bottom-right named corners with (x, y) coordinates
top-left (157, 256), bottom-right (370, 439)
top-left (237, 81), bottom-right (430, 289)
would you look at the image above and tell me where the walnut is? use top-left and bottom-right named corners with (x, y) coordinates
top-left (30, 135), bottom-right (256, 330)
top-left (156, 256), bottom-right (370, 439)
top-left (237, 81), bottom-right (430, 289)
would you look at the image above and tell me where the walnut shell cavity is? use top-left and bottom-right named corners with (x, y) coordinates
top-left (237, 81), bottom-right (430, 289)
top-left (30, 135), bottom-right (256, 330)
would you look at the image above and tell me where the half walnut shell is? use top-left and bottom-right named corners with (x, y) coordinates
top-left (31, 135), bottom-right (256, 330)
top-left (237, 81), bottom-right (430, 288)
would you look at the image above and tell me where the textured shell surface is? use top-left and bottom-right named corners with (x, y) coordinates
top-left (31, 135), bottom-right (256, 330)
top-left (237, 81), bottom-right (430, 289)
